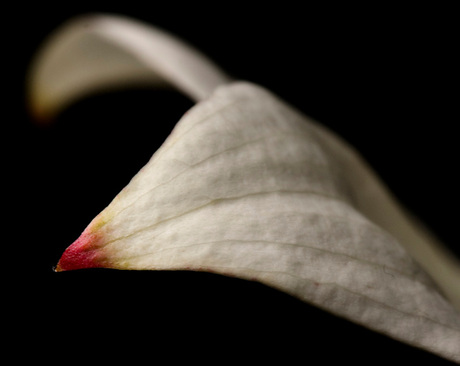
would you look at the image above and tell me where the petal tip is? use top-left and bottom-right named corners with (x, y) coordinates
top-left (56, 230), bottom-right (106, 271)
top-left (26, 86), bottom-right (57, 125)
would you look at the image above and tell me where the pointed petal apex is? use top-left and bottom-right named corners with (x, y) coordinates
top-left (56, 230), bottom-right (106, 271)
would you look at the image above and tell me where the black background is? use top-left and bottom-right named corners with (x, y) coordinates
top-left (8, 3), bottom-right (458, 364)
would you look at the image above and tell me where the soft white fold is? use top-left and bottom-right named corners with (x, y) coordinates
top-left (27, 14), bottom-right (231, 120)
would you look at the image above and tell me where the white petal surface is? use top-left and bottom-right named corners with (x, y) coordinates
top-left (27, 14), bottom-right (230, 121)
top-left (60, 82), bottom-right (460, 362)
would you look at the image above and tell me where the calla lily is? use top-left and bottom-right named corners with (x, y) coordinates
top-left (29, 14), bottom-right (460, 363)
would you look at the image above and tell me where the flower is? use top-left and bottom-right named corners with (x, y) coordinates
top-left (28, 13), bottom-right (460, 363)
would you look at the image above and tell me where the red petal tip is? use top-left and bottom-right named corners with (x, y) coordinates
top-left (56, 230), bottom-right (105, 272)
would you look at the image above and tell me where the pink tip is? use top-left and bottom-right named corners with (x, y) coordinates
top-left (55, 229), bottom-right (106, 272)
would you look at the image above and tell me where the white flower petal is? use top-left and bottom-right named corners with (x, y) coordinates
top-left (56, 82), bottom-right (460, 362)
top-left (27, 13), bottom-right (230, 121)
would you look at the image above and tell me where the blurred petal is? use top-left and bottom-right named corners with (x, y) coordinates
top-left (27, 13), bottom-right (231, 122)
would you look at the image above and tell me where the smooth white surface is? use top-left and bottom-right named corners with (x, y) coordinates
top-left (28, 14), bottom-right (230, 119)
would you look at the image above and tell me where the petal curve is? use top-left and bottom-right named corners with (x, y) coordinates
top-left (27, 13), bottom-right (231, 122)
top-left (57, 82), bottom-right (460, 362)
